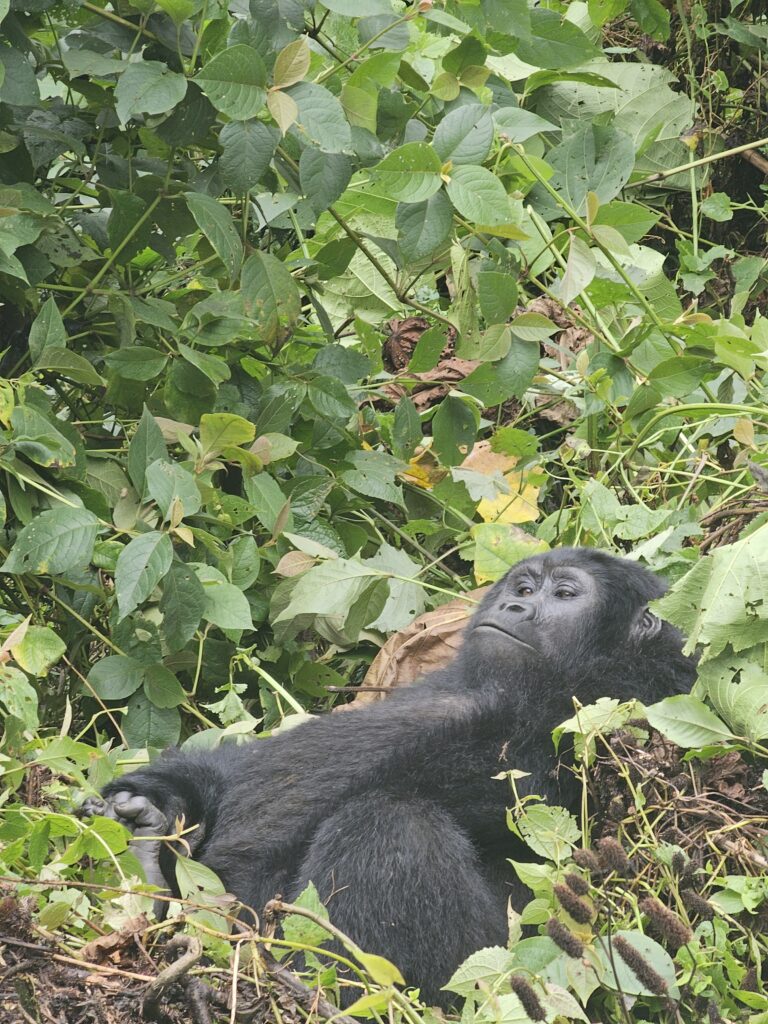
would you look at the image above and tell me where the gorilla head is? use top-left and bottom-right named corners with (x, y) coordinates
top-left (456, 548), bottom-right (693, 710)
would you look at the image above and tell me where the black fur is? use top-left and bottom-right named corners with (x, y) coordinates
top-left (88, 548), bottom-right (696, 1005)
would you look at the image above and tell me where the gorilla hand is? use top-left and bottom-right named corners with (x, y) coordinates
top-left (82, 791), bottom-right (169, 914)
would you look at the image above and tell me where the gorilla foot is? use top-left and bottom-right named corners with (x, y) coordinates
top-left (82, 791), bottom-right (170, 912)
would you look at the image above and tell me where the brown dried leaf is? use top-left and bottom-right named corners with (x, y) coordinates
top-left (274, 551), bottom-right (316, 577)
top-left (351, 588), bottom-right (488, 706)
top-left (80, 915), bottom-right (148, 963)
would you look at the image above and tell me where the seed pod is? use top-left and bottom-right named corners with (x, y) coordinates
top-left (508, 974), bottom-right (546, 1022)
top-left (613, 935), bottom-right (668, 996)
top-left (553, 884), bottom-right (593, 925)
top-left (640, 896), bottom-right (693, 951)
top-left (546, 918), bottom-right (584, 959)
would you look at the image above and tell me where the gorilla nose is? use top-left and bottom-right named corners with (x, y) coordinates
top-left (498, 601), bottom-right (535, 620)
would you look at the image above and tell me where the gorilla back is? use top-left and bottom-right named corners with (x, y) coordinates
top-left (84, 548), bottom-right (697, 1006)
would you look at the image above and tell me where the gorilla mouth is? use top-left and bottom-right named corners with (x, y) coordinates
top-left (474, 624), bottom-right (538, 652)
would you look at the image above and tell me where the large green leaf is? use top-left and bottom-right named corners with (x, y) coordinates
top-left (241, 251), bottom-right (301, 346)
top-left (195, 45), bottom-right (267, 119)
top-left (654, 525), bottom-right (768, 659)
top-left (220, 120), bottom-right (279, 193)
top-left (115, 532), bottom-right (174, 620)
top-left (115, 60), bottom-right (187, 123)
top-left (2, 507), bottom-right (99, 576)
top-left (373, 143), bottom-right (443, 203)
top-left (185, 192), bottom-right (243, 282)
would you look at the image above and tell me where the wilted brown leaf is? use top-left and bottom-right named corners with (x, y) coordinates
top-left (352, 588), bottom-right (488, 706)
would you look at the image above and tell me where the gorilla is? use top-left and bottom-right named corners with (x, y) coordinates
top-left (83, 548), bottom-right (696, 1006)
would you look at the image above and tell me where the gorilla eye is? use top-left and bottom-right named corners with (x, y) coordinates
top-left (516, 584), bottom-right (534, 596)
top-left (555, 588), bottom-right (575, 599)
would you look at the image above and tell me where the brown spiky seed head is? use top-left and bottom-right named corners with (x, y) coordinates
top-left (681, 889), bottom-right (714, 921)
top-left (564, 872), bottom-right (590, 896)
top-left (596, 836), bottom-right (632, 875)
top-left (553, 884), bottom-right (593, 925)
top-left (613, 935), bottom-right (668, 996)
top-left (640, 896), bottom-right (693, 951)
top-left (546, 918), bottom-right (585, 959)
top-left (508, 974), bottom-right (546, 1022)
top-left (571, 848), bottom-right (601, 873)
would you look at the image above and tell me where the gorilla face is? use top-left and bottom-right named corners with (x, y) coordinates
top-left (463, 549), bottom-right (668, 686)
top-left (473, 563), bottom-right (601, 660)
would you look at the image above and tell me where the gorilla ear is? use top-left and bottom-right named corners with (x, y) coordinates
top-left (633, 607), bottom-right (662, 641)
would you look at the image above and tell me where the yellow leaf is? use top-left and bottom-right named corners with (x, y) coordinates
top-left (478, 471), bottom-right (539, 524)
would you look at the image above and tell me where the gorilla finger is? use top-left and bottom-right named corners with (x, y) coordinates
top-left (79, 796), bottom-right (110, 818)
top-left (112, 794), bottom-right (168, 833)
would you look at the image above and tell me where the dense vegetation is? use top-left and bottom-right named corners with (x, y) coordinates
top-left (1, 0), bottom-right (768, 1018)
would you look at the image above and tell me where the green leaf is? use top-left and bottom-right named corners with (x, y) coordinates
top-left (701, 192), bottom-right (733, 222)
top-left (408, 325), bottom-right (449, 373)
top-left (123, 693), bottom-right (181, 747)
top-left (461, 339), bottom-right (539, 407)
top-left (103, 346), bottom-right (168, 381)
top-left (559, 235), bottom-right (596, 305)
top-left (273, 557), bottom-right (381, 634)
top-left (128, 406), bottom-right (169, 496)
top-left (286, 82), bottom-right (352, 153)
top-left (88, 655), bottom-right (145, 700)
top-left (602, 931), bottom-right (679, 997)
top-left (512, 803), bottom-right (580, 862)
top-left (532, 125), bottom-right (635, 217)
top-left (373, 143), bottom-right (443, 203)
top-left (0, 665), bottom-right (39, 729)
top-left (160, 562), bottom-right (207, 652)
top-left (145, 459), bottom-right (202, 520)
top-left (244, 473), bottom-right (291, 533)
top-left (356, 952), bottom-right (405, 986)
top-left (589, 0), bottom-right (628, 25)
top-left (195, 566), bottom-right (254, 630)
top-left (478, 270), bottom-right (518, 325)
top-left (178, 343), bottom-right (231, 386)
top-left (195, 45), bottom-right (267, 119)
top-left (432, 395), bottom-right (479, 466)
top-left (444, 947), bottom-right (516, 997)
top-left (392, 397), bottom-right (421, 460)
top-left (199, 413), bottom-right (255, 457)
top-left (341, 450), bottom-right (405, 507)
top-left (396, 191), bottom-right (453, 262)
top-left (433, 106), bottom-right (494, 165)
top-left (35, 348), bottom-right (106, 386)
top-left (11, 625), bottom-right (65, 676)
top-left (647, 356), bottom-right (710, 398)
top-left (220, 120), bottom-right (279, 193)
top-left (470, 524), bottom-right (548, 583)
top-left (241, 251), bottom-right (301, 346)
top-left (185, 192), bottom-right (243, 282)
top-left (305, 374), bottom-right (357, 419)
top-left (654, 525), bottom-right (768, 659)
top-left (299, 148), bottom-right (352, 215)
top-left (283, 882), bottom-right (332, 946)
top-left (318, 0), bottom-right (391, 12)
top-left (2, 507), bottom-right (99, 576)
top-left (446, 164), bottom-right (512, 226)
top-left (29, 296), bottom-right (66, 362)
top-left (593, 201), bottom-right (659, 244)
top-left (10, 405), bottom-right (77, 468)
top-left (493, 107), bottom-right (559, 143)
top-left (629, 0), bottom-right (670, 38)
top-left (514, 9), bottom-right (601, 69)
top-left (115, 532), bottom-right (173, 620)
top-left (115, 60), bottom-right (187, 123)
top-left (645, 695), bottom-right (736, 748)
top-left (143, 664), bottom-right (186, 708)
